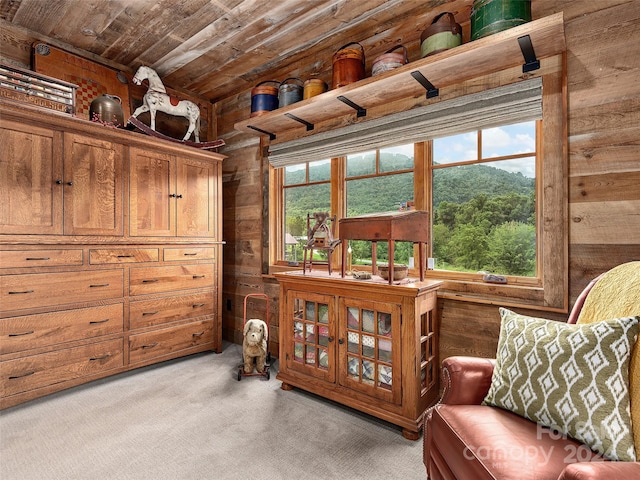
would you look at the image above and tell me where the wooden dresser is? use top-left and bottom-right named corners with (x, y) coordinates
top-left (275, 271), bottom-right (441, 439)
top-left (0, 99), bottom-right (224, 408)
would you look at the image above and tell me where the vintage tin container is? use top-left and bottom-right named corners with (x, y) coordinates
top-left (332, 42), bottom-right (365, 89)
top-left (250, 80), bottom-right (280, 117)
top-left (471, 0), bottom-right (532, 41)
top-left (278, 78), bottom-right (304, 107)
top-left (420, 12), bottom-right (462, 58)
top-left (372, 45), bottom-right (408, 77)
top-left (89, 94), bottom-right (124, 126)
top-left (303, 78), bottom-right (328, 99)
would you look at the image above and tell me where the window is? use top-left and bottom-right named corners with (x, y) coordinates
top-left (281, 160), bottom-right (331, 263)
top-left (431, 122), bottom-right (537, 277)
top-left (269, 72), bottom-right (566, 311)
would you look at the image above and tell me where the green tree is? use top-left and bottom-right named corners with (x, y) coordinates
top-left (486, 222), bottom-right (536, 275)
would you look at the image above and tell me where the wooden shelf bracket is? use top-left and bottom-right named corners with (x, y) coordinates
top-left (518, 35), bottom-right (540, 73)
top-left (337, 95), bottom-right (366, 117)
top-left (410, 71), bottom-right (439, 99)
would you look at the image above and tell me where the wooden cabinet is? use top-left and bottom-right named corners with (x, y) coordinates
top-left (0, 99), bottom-right (224, 409)
top-left (0, 119), bottom-right (124, 236)
top-left (63, 133), bottom-right (124, 236)
top-left (276, 272), bottom-right (441, 439)
top-left (0, 119), bottom-right (63, 235)
top-left (129, 147), bottom-right (217, 238)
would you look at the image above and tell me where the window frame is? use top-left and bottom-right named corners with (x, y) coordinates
top-left (269, 69), bottom-right (567, 312)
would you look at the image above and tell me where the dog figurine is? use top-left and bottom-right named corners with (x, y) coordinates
top-left (243, 319), bottom-right (268, 373)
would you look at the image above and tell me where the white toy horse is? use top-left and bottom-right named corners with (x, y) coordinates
top-left (131, 66), bottom-right (201, 142)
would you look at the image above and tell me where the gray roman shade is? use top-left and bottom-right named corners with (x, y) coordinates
top-left (268, 77), bottom-right (543, 167)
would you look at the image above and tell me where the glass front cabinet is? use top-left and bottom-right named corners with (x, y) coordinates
top-left (276, 273), bottom-right (442, 440)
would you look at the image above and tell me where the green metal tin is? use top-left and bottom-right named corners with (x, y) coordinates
top-left (471, 0), bottom-right (532, 41)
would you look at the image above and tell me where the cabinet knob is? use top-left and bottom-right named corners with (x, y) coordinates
top-left (338, 338), bottom-right (344, 344)
top-left (170, 193), bottom-right (177, 198)
top-left (176, 194), bottom-right (183, 199)
top-left (328, 336), bottom-right (334, 342)
top-left (66, 181), bottom-right (73, 186)
top-left (56, 179), bottom-right (62, 184)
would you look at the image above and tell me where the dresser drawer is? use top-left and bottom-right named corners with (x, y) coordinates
top-left (163, 247), bottom-right (215, 262)
top-left (129, 264), bottom-right (214, 296)
top-left (129, 319), bottom-right (213, 365)
top-left (1, 304), bottom-right (124, 355)
top-left (89, 248), bottom-right (159, 264)
top-left (130, 291), bottom-right (214, 330)
top-left (1, 338), bottom-right (124, 397)
top-left (0, 270), bottom-right (124, 312)
top-left (0, 249), bottom-right (83, 269)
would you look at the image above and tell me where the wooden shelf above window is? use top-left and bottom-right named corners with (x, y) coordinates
top-left (234, 12), bottom-right (565, 143)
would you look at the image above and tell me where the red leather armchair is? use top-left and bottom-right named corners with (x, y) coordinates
top-left (424, 263), bottom-right (640, 480)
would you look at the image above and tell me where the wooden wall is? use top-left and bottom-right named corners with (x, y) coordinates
top-left (1, 1), bottom-right (638, 365)
top-left (216, 0), bottom-right (640, 361)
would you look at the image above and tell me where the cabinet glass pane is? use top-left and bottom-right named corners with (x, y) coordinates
top-left (378, 338), bottom-right (392, 363)
top-left (305, 301), bottom-right (315, 321)
top-left (379, 365), bottom-right (392, 390)
top-left (318, 347), bottom-right (328, 370)
top-left (305, 324), bottom-right (315, 342)
top-left (294, 321), bottom-right (303, 341)
top-left (348, 356), bottom-right (359, 377)
top-left (362, 360), bottom-right (375, 385)
top-left (318, 304), bottom-right (329, 324)
top-left (378, 312), bottom-right (391, 336)
top-left (294, 298), bottom-right (303, 319)
top-left (362, 335), bottom-right (375, 358)
top-left (347, 332), bottom-right (359, 354)
top-left (318, 325), bottom-right (329, 347)
top-left (348, 307), bottom-right (359, 329)
top-left (362, 309), bottom-right (374, 333)
top-left (305, 345), bottom-right (315, 364)
top-left (294, 342), bottom-right (303, 362)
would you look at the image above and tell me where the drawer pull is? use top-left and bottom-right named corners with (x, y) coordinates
top-left (8, 330), bottom-right (35, 337)
top-left (26, 257), bottom-right (50, 261)
top-left (192, 331), bottom-right (205, 337)
top-left (192, 275), bottom-right (206, 279)
top-left (90, 354), bottom-right (111, 361)
top-left (90, 283), bottom-right (110, 288)
top-left (9, 371), bottom-right (35, 379)
top-left (117, 254), bottom-right (135, 258)
top-left (142, 279), bottom-right (159, 283)
top-left (8, 290), bottom-right (34, 295)
top-left (89, 318), bottom-right (109, 325)
top-left (142, 311), bottom-right (159, 316)
top-left (192, 303), bottom-right (205, 308)
top-left (142, 342), bottom-right (158, 349)
top-left (183, 252), bottom-right (198, 256)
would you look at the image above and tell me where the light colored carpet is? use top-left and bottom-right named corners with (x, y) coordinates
top-left (0, 342), bottom-right (427, 480)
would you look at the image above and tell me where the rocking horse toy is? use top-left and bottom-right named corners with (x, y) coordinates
top-left (128, 66), bottom-right (224, 149)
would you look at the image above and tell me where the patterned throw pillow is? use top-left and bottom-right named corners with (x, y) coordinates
top-left (483, 308), bottom-right (639, 462)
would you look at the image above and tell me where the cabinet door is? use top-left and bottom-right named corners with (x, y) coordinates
top-left (338, 298), bottom-right (402, 405)
top-left (285, 291), bottom-right (336, 383)
top-left (129, 147), bottom-right (175, 237)
top-left (63, 133), bottom-right (123, 236)
top-left (0, 119), bottom-right (63, 235)
top-left (176, 157), bottom-right (216, 238)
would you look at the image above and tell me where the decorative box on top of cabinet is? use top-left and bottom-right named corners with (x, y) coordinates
top-left (0, 98), bottom-right (224, 409)
top-left (275, 271), bottom-right (441, 440)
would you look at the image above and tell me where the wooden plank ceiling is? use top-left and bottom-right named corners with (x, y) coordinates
top-left (0, 0), bottom-right (471, 102)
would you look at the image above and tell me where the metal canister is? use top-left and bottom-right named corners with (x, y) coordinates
top-left (89, 94), bottom-right (124, 127)
top-left (278, 78), bottom-right (304, 107)
top-left (420, 12), bottom-right (462, 58)
top-left (303, 79), bottom-right (328, 99)
top-left (250, 80), bottom-right (280, 117)
top-left (471, 0), bottom-right (532, 41)
top-left (372, 45), bottom-right (408, 76)
top-left (332, 42), bottom-right (365, 89)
